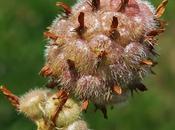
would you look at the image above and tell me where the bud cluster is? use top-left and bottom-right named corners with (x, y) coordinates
top-left (0, 86), bottom-right (88, 130)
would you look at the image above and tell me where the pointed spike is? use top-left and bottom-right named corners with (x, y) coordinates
top-left (113, 85), bottom-right (122, 95)
top-left (135, 83), bottom-right (148, 92)
top-left (66, 59), bottom-right (76, 70)
top-left (44, 31), bottom-right (58, 41)
top-left (147, 29), bottom-right (165, 37)
top-left (109, 16), bottom-right (120, 39)
top-left (78, 12), bottom-right (85, 28)
top-left (66, 59), bottom-right (78, 79)
top-left (81, 100), bottom-right (89, 111)
top-left (0, 86), bottom-right (19, 109)
top-left (141, 60), bottom-right (154, 66)
top-left (87, 0), bottom-right (100, 11)
top-left (100, 106), bottom-right (108, 119)
top-left (39, 65), bottom-right (53, 77)
top-left (94, 104), bottom-right (108, 119)
top-left (92, 0), bottom-right (100, 11)
top-left (156, 0), bottom-right (168, 18)
top-left (74, 12), bottom-right (86, 37)
top-left (118, 0), bottom-right (129, 12)
top-left (111, 16), bottom-right (118, 29)
top-left (56, 2), bottom-right (72, 16)
top-left (141, 59), bottom-right (158, 67)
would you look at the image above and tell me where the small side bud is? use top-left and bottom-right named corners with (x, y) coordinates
top-left (19, 89), bottom-right (50, 120)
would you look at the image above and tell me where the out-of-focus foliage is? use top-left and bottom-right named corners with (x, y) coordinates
top-left (0, 0), bottom-right (174, 130)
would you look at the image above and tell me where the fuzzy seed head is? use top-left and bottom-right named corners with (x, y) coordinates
top-left (43, 0), bottom-right (167, 108)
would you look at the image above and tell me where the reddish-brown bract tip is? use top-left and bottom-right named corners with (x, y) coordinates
top-left (44, 31), bottom-right (58, 41)
top-left (141, 60), bottom-right (154, 66)
top-left (39, 65), bottom-right (53, 77)
top-left (52, 90), bottom-right (68, 126)
top-left (56, 2), bottom-right (72, 16)
top-left (113, 86), bottom-right (122, 95)
top-left (147, 29), bottom-right (165, 37)
top-left (74, 12), bottom-right (87, 38)
top-left (87, 0), bottom-right (100, 11)
top-left (92, 0), bottom-right (100, 11)
top-left (67, 59), bottom-right (76, 70)
top-left (94, 105), bottom-right (108, 119)
top-left (0, 86), bottom-right (19, 109)
top-left (118, 0), bottom-right (129, 12)
top-left (81, 100), bottom-right (89, 111)
top-left (156, 0), bottom-right (168, 18)
top-left (109, 16), bottom-right (120, 39)
top-left (111, 16), bottom-right (118, 29)
top-left (135, 83), bottom-right (148, 92)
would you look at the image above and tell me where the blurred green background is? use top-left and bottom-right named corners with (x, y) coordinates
top-left (0, 0), bottom-right (174, 130)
